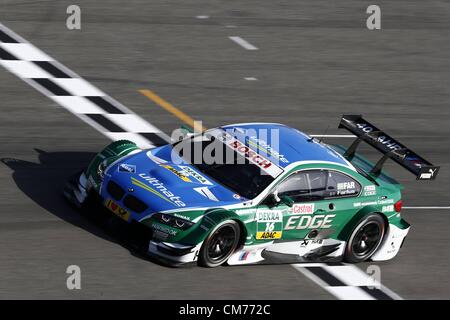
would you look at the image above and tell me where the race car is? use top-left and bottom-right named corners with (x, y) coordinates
top-left (64, 115), bottom-right (439, 267)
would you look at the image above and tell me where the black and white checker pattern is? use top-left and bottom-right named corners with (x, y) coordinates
top-left (293, 263), bottom-right (402, 300)
top-left (0, 23), bottom-right (170, 148)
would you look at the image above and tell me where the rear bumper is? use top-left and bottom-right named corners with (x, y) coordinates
top-left (371, 219), bottom-right (410, 261)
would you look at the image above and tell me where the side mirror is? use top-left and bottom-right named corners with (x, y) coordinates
top-left (279, 195), bottom-right (294, 207)
top-left (266, 192), bottom-right (294, 207)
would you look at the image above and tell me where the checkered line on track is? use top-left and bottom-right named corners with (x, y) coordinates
top-left (292, 263), bottom-right (403, 300)
top-left (0, 24), bottom-right (170, 148)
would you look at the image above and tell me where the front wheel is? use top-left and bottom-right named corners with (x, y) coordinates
top-left (344, 214), bottom-right (386, 263)
top-left (198, 220), bottom-right (240, 267)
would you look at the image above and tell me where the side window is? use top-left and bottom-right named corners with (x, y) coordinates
top-left (326, 171), bottom-right (361, 198)
top-left (307, 170), bottom-right (328, 198)
top-left (277, 172), bottom-right (309, 201)
top-left (277, 170), bottom-right (327, 202)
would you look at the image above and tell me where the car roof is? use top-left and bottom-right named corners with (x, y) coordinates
top-left (220, 123), bottom-right (352, 170)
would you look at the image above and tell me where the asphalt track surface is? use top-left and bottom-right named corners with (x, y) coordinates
top-left (0, 0), bottom-right (449, 299)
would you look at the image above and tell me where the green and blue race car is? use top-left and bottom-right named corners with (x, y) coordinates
top-left (64, 115), bottom-right (439, 267)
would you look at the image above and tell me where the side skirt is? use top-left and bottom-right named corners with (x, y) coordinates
top-left (227, 239), bottom-right (346, 266)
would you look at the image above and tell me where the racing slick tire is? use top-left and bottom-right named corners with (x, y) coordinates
top-left (199, 220), bottom-right (240, 268)
top-left (344, 213), bottom-right (386, 263)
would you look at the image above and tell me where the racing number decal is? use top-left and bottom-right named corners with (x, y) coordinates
top-left (256, 210), bottom-right (283, 240)
top-left (265, 222), bottom-right (275, 232)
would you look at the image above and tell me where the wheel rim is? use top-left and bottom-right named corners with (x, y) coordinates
top-left (352, 221), bottom-right (381, 257)
top-left (206, 225), bottom-right (237, 262)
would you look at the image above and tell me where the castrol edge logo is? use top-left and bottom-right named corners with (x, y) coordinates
top-left (222, 133), bottom-right (283, 178)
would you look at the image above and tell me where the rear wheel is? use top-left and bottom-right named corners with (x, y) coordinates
top-left (344, 214), bottom-right (385, 263)
top-left (199, 220), bottom-right (240, 267)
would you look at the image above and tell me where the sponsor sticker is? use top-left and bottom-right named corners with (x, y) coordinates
top-left (354, 198), bottom-right (394, 207)
top-left (382, 205), bottom-right (394, 212)
top-left (133, 174), bottom-right (186, 207)
top-left (406, 155), bottom-right (423, 168)
top-left (160, 164), bottom-right (192, 182)
top-left (225, 135), bottom-right (283, 178)
top-left (247, 135), bottom-right (290, 164)
top-left (118, 163), bottom-right (136, 173)
top-left (256, 231), bottom-right (282, 239)
top-left (336, 181), bottom-right (357, 196)
top-left (420, 168), bottom-right (437, 180)
top-left (356, 122), bottom-right (403, 151)
top-left (236, 209), bottom-right (256, 215)
top-left (239, 251), bottom-right (251, 261)
top-left (378, 199), bottom-right (394, 205)
top-left (256, 210), bottom-right (283, 222)
top-left (256, 210), bottom-right (283, 240)
top-left (292, 203), bottom-right (315, 215)
top-left (300, 239), bottom-right (323, 247)
top-left (179, 165), bottom-right (213, 185)
top-left (285, 214), bottom-right (335, 230)
top-left (151, 222), bottom-right (178, 236)
top-left (173, 213), bottom-right (191, 221)
top-left (363, 185), bottom-right (376, 196)
top-left (105, 198), bottom-right (130, 221)
top-left (337, 181), bottom-right (355, 190)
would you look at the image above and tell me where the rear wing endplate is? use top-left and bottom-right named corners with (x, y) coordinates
top-left (338, 115), bottom-right (439, 180)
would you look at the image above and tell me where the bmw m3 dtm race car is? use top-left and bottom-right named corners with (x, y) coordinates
top-left (64, 115), bottom-right (439, 267)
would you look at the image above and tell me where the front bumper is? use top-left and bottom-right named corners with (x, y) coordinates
top-left (63, 171), bottom-right (89, 208)
top-left (148, 241), bottom-right (202, 266)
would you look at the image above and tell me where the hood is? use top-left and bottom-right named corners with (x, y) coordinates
top-left (103, 145), bottom-right (246, 213)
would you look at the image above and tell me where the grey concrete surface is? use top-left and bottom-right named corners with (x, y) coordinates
top-left (0, 0), bottom-right (449, 299)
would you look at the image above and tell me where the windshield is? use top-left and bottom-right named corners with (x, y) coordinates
top-left (173, 131), bottom-right (275, 199)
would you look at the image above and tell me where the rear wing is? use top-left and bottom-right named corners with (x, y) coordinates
top-left (338, 115), bottom-right (439, 180)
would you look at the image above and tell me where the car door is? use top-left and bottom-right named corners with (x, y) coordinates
top-left (253, 171), bottom-right (309, 242)
top-left (279, 169), bottom-right (333, 240)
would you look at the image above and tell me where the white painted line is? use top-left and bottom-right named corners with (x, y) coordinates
top-left (51, 96), bottom-right (106, 114)
top-left (326, 286), bottom-right (375, 300)
top-left (309, 134), bottom-right (355, 138)
top-left (403, 207), bottom-right (450, 210)
top-left (244, 77), bottom-right (258, 81)
top-left (104, 114), bottom-right (160, 133)
top-left (196, 15), bottom-right (209, 19)
top-left (0, 43), bottom-right (52, 61)
top-left (0, 60), bottom-right (51, 78)
top-left (324, 264), bottom-right (380, 287)
top-left (225, 25), bottom-right (237, 28)
top-left (378, 284), bottom-right (404, 300)
top-left (229, 36), bottom-right (258, 50)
